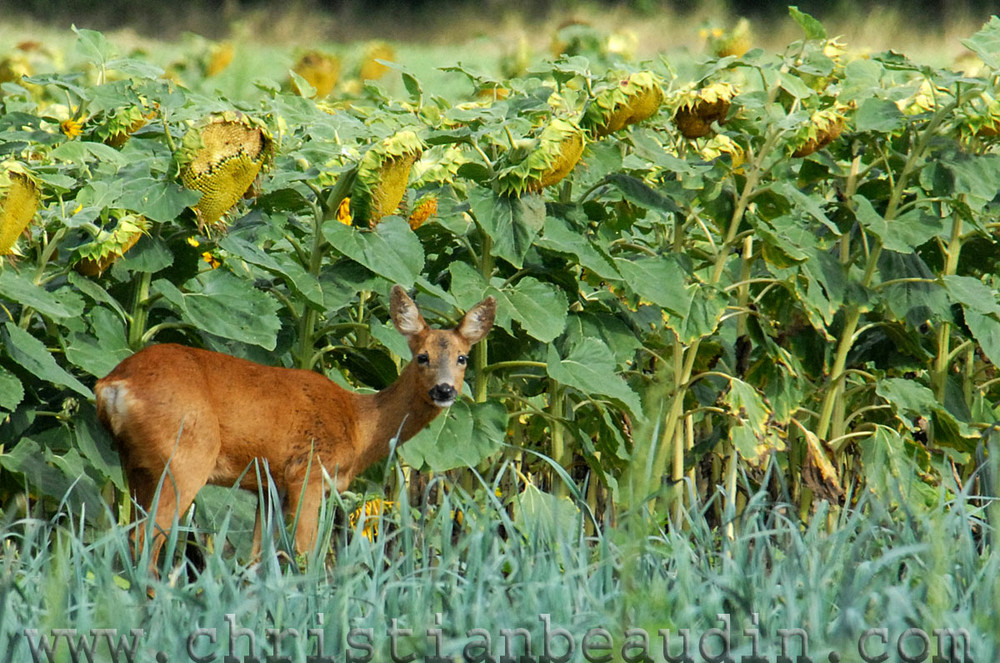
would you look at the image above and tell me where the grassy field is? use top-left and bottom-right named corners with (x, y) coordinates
top-left (3, 3), bottom-right (1000, 662)
top-left (3, 464), bottom-right (998, 661)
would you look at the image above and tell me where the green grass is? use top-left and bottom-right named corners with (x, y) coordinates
top-left (2, 461), bottom-right (997, 661)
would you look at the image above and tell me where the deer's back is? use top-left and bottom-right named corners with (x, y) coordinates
top-left (95, 343), bottom-right (361, 488)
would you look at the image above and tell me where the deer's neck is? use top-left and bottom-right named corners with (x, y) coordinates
top-left (354, 362), bottom-right (441, 469)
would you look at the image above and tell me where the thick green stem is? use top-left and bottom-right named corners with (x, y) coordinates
top-left (473, 231), bottom-right (494, 403)
top-left (128, 270), bottom-right (153, 349)
top-left (643, 131), bottom-right (777, 503)
top-left (297, 205), bottom-right (327, 370)
top-left (815, 103), bottom-right (955, 441)
top-left (548, 379), bottom-right (570, 498)
top-left (932, 208), bottom-right (965, 402)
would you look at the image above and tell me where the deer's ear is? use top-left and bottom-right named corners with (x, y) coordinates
top-left (390, 285), bottom-right (428, 337)
top-left (458, 296), bottom-right (496, 344)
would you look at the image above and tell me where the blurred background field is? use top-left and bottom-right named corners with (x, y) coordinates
top-left (3, 0), bottom-right (996, 70)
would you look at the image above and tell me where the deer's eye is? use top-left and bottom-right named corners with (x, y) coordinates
top-left (416, 353), bottom-right (430, 365)
top-left (457, 354), bottom-right (468, 366)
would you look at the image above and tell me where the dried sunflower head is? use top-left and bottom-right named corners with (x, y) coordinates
top-left (350, 130), bottom-right (424, 226)
top-left (792, 105), bottom-right (848, 157)
top-left (292, 50), bottom-right (341, 97)
top-left (73, 211), bottom-right (149, 277)
top-left (582, 71), bottom-right (665, 137)
top-left (177, 112), bottom-right (273, 233)
top-left (495, 118), bottom-right (586, 196)
top-left (0, 162), bottom-right (40, 257)
top-left (670, 82), bottom-right (737, 138)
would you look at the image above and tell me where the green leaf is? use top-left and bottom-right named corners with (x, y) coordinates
top-left (0, 270), bottom-right (85, 320)
top-left (50, 141), bottom-right (128, 167)
top-left (546, 339), bottom-right (643, 418)
top-left (666, 283), bottom-right (729, 344)
top-left (220, 235), bottom-right (325, 308)
top-left (64, 308), bottom-right (132, 378)
top-left (564, 312), bottom-right (642, 369)
top-left (469, 189), bottom-right (545, 269)
top-left (288, 69), bottom-right (316, 97)
top-left (369, 319), bottom-right (411, 360)
top-left (118, 178), bottom-right (201, 223)
top-left (154, 270), bottom-right (281, 350)
top-left (788, 6), bottom-right (826, 40)
top-left (73, 26), bottom-right (115, 66)
top-left (447, 261), bottom-right (492, 312)
top-left (0, 367), bottom-right (24, 414)
top-left (861, 426), bottom-right (940, 507)
top-left (615, 255), bottom-right (691, 316)
top-left (0, 438), bottom-right (107, 524)
top-left (944, 153), bottom-right (1000, 212)
top-left (877, 377), bottom-right (976, 451)
top-left (1, 323), bottom-right (92, 398)
top-left (964, 311), bottom-right (1000, 368)
top-left (961, 15), bottom-right (1000, 69)
top-left (74, 404), bottom-right (126, 490)
top-left (778, 71), bottom-right (816, 100)
top-left (400, 399), bottom-right (506, 472)
top-left (323, 216), bottom-right (424, 288)
top-left (724, 378), bottom-right (771, 432)
top-left (537, 214), bottom-right (621, 281)
top-left (944, 275), bottom-right (1000, 316)
top-left (854, 98), bottom-right (906, 133)
top-left (604, 173), bottom-right (680, 216)
top-left (502, 277), bottom-right (568, 343)
top-left (118, 235), bottom-right (173, 274)
top-left (105, 57), bottom-right (164, 79)
top-left (771, 182), bottom-right (840, 235)
top-left (854, 196), bottom-right (945, 253)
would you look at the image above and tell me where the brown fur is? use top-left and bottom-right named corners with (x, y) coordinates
top-left (95, 286), bottom-right (495, 568)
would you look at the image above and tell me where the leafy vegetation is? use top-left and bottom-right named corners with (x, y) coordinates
top-left (1, 8), bottom-right (1000, 657)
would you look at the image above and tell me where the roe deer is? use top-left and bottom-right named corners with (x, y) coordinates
top-left (95, 285), bottom-right (495, 567)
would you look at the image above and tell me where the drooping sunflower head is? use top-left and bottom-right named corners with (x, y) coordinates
top-left (495, 118), bottom-right (586, 196)
top-left (93, 105), bottom-right (155, 147)
top-left (177, 112), bottom-right (273, 232)
top-left (0, 162), bottom-right (40, 257)
top-left (708, 18), bottom-right (752, 58)
top-left (360, 42), bottom-right (395, 81)
top-left (73, 211), bottom-right (150, 277)
top-left (292, 50), bottom-right (341, 97)
top-left (582, 71), bottom-right (665, 137)
top-left (349, 130), bottom-right (424, 226)
top-left (954, 92), bottom-right (1000, 145)
top-left (408, 195), bottom-right (438, 230)
top-left (670, 81), bottom-right (737, 138)
top-left (792, 104), bottom-right (849, 157)
top-left (699, 134), bottom-right (746, 170)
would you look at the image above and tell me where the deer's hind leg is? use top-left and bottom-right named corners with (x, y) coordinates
top-left (125, 417), bottom-right (222, 573)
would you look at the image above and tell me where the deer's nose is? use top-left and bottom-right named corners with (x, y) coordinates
top-left (428, 383), bottom-right (457, 406)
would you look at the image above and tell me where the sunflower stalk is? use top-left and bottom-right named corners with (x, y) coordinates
top-left (644, 122), bottom-right (782, 513)
top-left (815, 99), bottom-right (958, 442)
